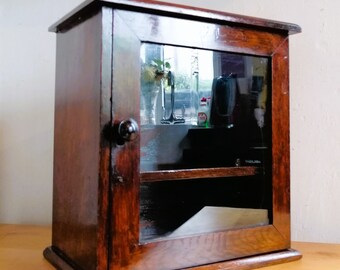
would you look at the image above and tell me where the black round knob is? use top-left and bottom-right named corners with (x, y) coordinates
top-left (118, 119), bottom-right (139, 142)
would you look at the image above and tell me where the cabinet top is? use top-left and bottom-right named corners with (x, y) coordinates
top-left (49, 0), bottom-right (301, 34)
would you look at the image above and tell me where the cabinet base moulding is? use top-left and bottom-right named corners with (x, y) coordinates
top-left (188, 249), bottom-right (302, 270)
top-left (43, 246), bottom-right (302, 270)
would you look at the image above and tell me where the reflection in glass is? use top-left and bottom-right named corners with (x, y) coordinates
top-left (139, 43), bottom-right (271, 242)
top-left (140, 44), bottom-right (213, 126)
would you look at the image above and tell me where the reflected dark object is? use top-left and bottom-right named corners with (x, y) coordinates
top-left (210, 74), bottom-right (238, 128)
top-left (161, 71), bottom-right (185, 124)
top-left (184, 127), bottom-right (243, 167)
top-left (251, 76), bottom-right (264, 99)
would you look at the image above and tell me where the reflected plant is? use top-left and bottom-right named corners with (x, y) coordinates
top-left (142, 59), bottom-right (171, 83)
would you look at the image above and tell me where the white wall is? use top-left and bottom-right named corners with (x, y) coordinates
top-left (0, 0), bottom-right (84, 224)
top-left (1, 0), bottom-right (340, 243)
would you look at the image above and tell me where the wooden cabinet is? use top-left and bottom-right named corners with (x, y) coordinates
top-left (44, 1), bottom-right (302, 269)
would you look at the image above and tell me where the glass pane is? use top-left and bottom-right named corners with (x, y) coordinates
top-left (139, 43), bottom-right (271, 242)
top-left (140, 43), bottom-right (270, 171)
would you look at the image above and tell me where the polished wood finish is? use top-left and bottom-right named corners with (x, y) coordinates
top-left (108, 9), bottom-right (141, 270)
top-left (51, 10), bottom-right (102, 270)
top-left (9, 224), bottom-right (340, 270)
top-left (49, 7), bottom-right (112, 270)
top-left (49, 0), bottom-right (301, 34)
top-left (271, 38), bottom-right (291, 240)
top-left (141, 167), bottom-right (260, 182)
top-left (10, 224), bottom-right (340, 270)
top-left (188, 250), bottom-right (301, 270)
top-left (46, 0), bottom-right (301, 269)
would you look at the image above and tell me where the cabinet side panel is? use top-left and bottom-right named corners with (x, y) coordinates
top-left (52, 10), bottom-right (102, 270)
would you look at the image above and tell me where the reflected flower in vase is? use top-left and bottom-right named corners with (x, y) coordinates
top-left (141, 60), bottom-right (170, 125)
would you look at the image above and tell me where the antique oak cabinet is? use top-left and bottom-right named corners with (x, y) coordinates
top-left (44, 0), bottom-right (302, 269)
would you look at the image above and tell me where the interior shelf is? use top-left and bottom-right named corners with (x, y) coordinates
top-left (140, 166), bottom-right (260, 182)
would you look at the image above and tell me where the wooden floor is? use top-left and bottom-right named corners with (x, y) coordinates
top-left (0, 224), bottom-right (54, 270)
top-left (1, 224), bottom-right (340, 270)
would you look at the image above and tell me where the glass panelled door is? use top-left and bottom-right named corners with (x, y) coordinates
top-left (139, 43), bottom-right (272, 242)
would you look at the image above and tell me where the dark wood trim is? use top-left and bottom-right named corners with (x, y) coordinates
top-left (271, 37), bottom-right (291, 240)
top-left (115, 9), bottom-right (287, 57)
top-left (128, 225), bottom-right (290, 269)
top-left (96, 7), bottom-right (113, 270)
top-left (141, 167), bottom-right (260, 182)
top-left (49, 0), bottom-right (301, 34)
top-left (43, 247), bottom-right (78, 270)
top-left (187, 249), bottom-right (302, 270)
top-left (44, 245), bottom-right (302, 270)
top-left (108, 10), bottom-right (141, 270)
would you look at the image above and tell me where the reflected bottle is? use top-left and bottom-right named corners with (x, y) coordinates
top-left (197, 97), bottom-right (210, 127)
